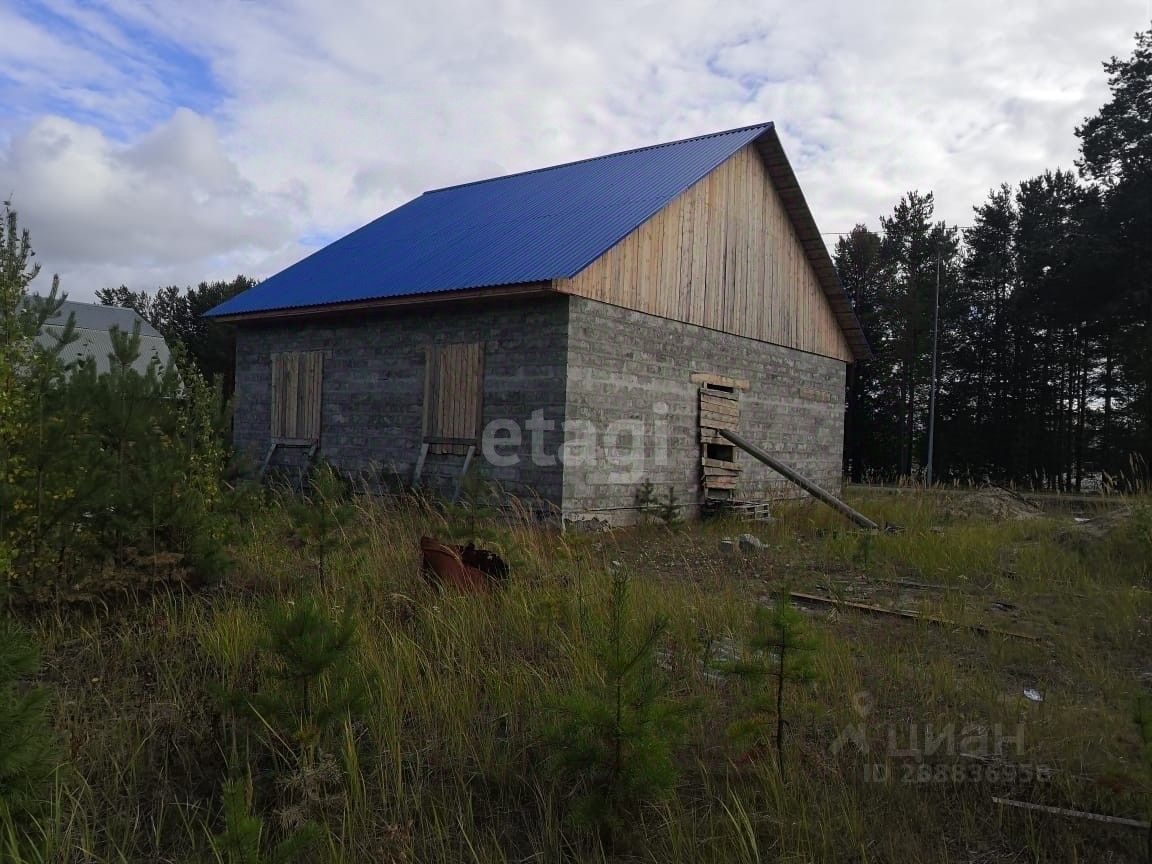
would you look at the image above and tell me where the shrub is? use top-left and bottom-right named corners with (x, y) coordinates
top-left (0, 204), bottom-right (230, 603)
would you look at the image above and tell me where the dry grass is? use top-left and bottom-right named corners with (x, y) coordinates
top-left (8, 489), bottom-right (1152, 863)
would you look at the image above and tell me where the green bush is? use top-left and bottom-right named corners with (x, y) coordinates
top-left (0, 205), bottom-right (229, 603)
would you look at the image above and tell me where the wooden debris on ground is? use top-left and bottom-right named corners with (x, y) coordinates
top-left (788, 591), bottom-right (1041, 642)
top-left (992, 796), bottom-right (1150, 830)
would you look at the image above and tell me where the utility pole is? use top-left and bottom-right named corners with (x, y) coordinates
top-left (925, 248), bottom-right (941, 486)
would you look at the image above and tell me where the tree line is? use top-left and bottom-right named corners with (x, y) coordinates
top-left (839, 27), bottom-right (1151, 490)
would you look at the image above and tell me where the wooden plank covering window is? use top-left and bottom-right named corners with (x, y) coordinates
top-left (424, 342), bottom-right (485, 455)
top-left (270, 351), bottom-right (324, 442)
top-left (698, 381), bottom-right (741, 497)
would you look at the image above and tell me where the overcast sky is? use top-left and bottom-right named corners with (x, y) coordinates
top-left (1, 0), bottom-right (1147, 301)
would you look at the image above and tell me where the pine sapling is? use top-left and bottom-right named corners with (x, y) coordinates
top-left (634, 481), bottom-right (683, 528)
top-left (719, 585), bottom-right (819, 778)
top-left (235, 597), bottom-right (367, 767)
top-left (545, 570), bottom-right (685, 848)
top-left (0, 617), bottom-right (57, 833)
top-left (212, 774), bottom-right (320, 864)
top-left (287, 463), bottom-right (360, 589)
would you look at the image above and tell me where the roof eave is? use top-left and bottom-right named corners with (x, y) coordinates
top-left (209, 281), bottom-right (556, 323)
top-left (752, 129), bottom-right (872, 362)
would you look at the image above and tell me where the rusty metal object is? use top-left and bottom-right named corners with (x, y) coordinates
top-left (419, 536), bottom-right (508, 593)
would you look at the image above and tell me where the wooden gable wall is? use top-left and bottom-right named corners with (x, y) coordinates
top-left (552, 144), bottom-right (853, 362)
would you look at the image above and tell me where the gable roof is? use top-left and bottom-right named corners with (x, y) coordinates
top-left (39, 300), bottom-right (172, 376)
top-left (207, 122), bottom-right (868, 359)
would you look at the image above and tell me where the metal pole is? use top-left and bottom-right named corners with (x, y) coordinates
top-left (926, 248), bottom-right (941, 487)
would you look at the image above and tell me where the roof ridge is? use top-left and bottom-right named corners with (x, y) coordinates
top-left (424, 121), bottom-right (774, 195)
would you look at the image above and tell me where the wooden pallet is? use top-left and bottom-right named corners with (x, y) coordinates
top-left (702, 497), bottom-right (775, 522)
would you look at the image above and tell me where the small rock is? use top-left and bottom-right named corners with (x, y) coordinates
top-left (1023, 688), bottom-right (1044, 703)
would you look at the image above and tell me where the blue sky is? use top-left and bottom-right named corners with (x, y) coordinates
top-left (0, 0), bottom-right (1147, 299)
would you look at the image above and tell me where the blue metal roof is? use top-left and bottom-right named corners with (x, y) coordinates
top-left (206, 123), bottom-right (774, 317)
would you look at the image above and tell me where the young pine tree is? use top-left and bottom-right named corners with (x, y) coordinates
top-left (633, 480), bottom-right (683, 528)
top-left (719, 585), bottom-right (820, 778)
top-left (239, 597), bottom-right (367, 766)
top-left (545, 570), bottom-right (685, 848)
top-left (287, 463), bottom-right (360, 590)
top-left (0, 617), bottom-right (57, 835)
top-left (212, 774), bottom-right (320, 864)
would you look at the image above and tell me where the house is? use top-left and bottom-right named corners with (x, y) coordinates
top-left (41, 300), bottom-right (172, 376)
top-left (207, 122), bottom-right (869, 525)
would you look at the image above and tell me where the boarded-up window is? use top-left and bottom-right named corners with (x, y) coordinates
top-left (270, 351), bottom-right (324, 442)
top-left (423, 342), bottom-right (484, 455)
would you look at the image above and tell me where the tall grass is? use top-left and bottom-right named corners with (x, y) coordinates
top-left (10, 488), bottom-right (1152, 862)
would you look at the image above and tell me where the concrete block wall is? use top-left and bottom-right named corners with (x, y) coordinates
top-left (562, 297), bottom-right (847, 525)
top-left (232, 296), bottom-right (570, 506)
top-left (232, 293), bottom-right (848, 524)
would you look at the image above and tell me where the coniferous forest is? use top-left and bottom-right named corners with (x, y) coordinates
top-left (838, 27), bottom-right (1151, 490)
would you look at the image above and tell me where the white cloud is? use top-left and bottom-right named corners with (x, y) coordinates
top-left (0, 0), bottom-right (1147, 299)
top-left (0, 111), bottom-right (293, 295)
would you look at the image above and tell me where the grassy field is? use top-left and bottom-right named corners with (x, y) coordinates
top-left (8, 488), bottom-right (1152, 863)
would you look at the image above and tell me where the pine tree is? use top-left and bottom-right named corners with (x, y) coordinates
top-left (633, 480), bottom-right (683, 528)
top-left (441, 460), bottom-right (504, 550)
top-left (212, 774), bottom-right (320, 864)
top-left (718, 585), bottom-right (819, 778)
top-left (238, 597), bottom-right (366, 765)
top-left (0, 617), bottom-right (57, 830)
top-left (287, 463), bottom-right (359, 590)
top-left (545, 570), bottom-right (685, 847)
top-left (1077, 26), bottom-right (1152, 474)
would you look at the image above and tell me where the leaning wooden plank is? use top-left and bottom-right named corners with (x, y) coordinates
top-left (721, 429), bottom-right (879, 530)
top-left (788, 592), bottom-right (1040, 642)
top-left (258, 442), bottom-right (279, 480)
top-left (412, 442), bottom-right (429, 485)
top-left (452, 445), bottom-right (476, 502)
top-left (991, 797), bottom-right (1150, 830)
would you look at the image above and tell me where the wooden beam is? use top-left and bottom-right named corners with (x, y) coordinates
top-left (412, 442), bottom-right (429, 485)
top-left (991, 797), bottom-right (1150, 830)
top-left (452, 445), bottom-right (476, 502)
top-left (721, 428), bottom-right (879, 530)
top-left (789, 593), bottom-right (1041, 642)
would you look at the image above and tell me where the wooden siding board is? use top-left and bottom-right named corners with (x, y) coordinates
top-left (552, 143), bottom-right (853, 362)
